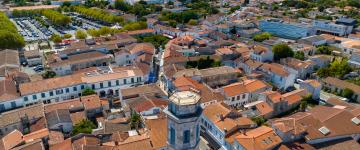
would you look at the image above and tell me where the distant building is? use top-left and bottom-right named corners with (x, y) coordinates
top-left (164, 91), bottom-right (202, 150)
top-left (313, 20), bottom-right (352, 36)
top-left (259, 19), bottom-right (314, 39)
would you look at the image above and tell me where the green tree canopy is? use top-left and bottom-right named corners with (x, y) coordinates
top-left (50, 34), bottom-right (63, 43)
top-left (317, 58), bottom-right (352, 78)
top-left (341, 88), bottom-right (354, 99)
top-left (42, 71), bottom-right (56, 79)
top-left (75, 30), bottom-right (88, 39)
top-left (71, 119), bottom-right (96, 136)
top-left (253, 32), bottom-right (271, 42)
top-left (0, 12), bottom-right (25, 49)
top-left (272, 43), bottom-right (294, 60)
top-left (82, 88), bottom-right (96, 96)
top-left (294, 51), bottom-right (305, 60)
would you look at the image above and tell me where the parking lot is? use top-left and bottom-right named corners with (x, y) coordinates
top-left (11, 17), bottom-right (54, 42)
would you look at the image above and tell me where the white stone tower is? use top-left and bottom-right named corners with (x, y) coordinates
top-left (164, 91), bottom-right (202, 150)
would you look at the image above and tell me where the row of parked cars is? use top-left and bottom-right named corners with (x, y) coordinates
top-left (14, 18), bottom-right (52, 41)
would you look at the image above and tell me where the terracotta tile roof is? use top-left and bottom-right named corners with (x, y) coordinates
top-left (261, 91), bottom-right (282, 103)
top-left (273, 106), bottom-right (360, 141)
top-left (49, 138), bottom-right (71, 150)
top-left (22, 128), bottom-right (49, 143)
top-left (20, 68), bottom-right (143, 95)
top-left (216, 47), bottom-right (234, 55)
top-left (223, 79), bottom-right (270, 97)
top-left (252, 45), bottom-right (269, 55)
top-left (133, 99), bottom-right (168, 113)
top-left (0, 103), bottom-right (44, 128)
top-left (115, 138), bottom-right (152, 150)
top-left (281, 57), bottom-right (314, 70)
top-left (128, 43), bottom-right (155, 55)
top-left (72, 136), bottom-right (100, 150)
top-left (145, 117), bottom-right (167, 149)
top-left (323, 77), bottom-right (360, 94)
top-left (0, 79), bottom-right (20, 102)
top-left (260, 63), bottom-right (289, 77)
top-left (70, 111), bottom-right (86, 126)
top-left (125, 29), bottom-right (155, 35)
top-left (199, 66), bottom-right (239, 77)
top-left (12, 139), bottom-right (44, 150)
top-left (203, 102), bottom-right (232, 123)
top-left (30, 117), bottom-right (47, 132)
top-left (48, 51), bottom-right (113, 67)
top-left (282, 89), bottom-right (308, 105)
top-left (223, 82), bottom-right (248, 97)
top-left (48, 131), bottom-right (64, 146)
top-left (0, 130), bottom-right (24, 150)
top-left (235, 126), bottom-right (282, 150)
top-left (303, 79), bottom-right (321, 88)
top-left (244, 59), bottom-right (263, 68)
top-left (255, 101), bottom-right (273, 116)
top-left (44, 98), bottom-right (83, 113)
top-left (80, 94), bottom-right (101, 110)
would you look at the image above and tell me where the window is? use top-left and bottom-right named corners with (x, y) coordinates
top-left (56, 89), bottom-right (63, 95)
top-left (232, 97), bottom-right (235, 101)
top-left (24, 96), bottom-right (28, 102)
top-left (92, 84), bottom-right (95, 89)
top-left (116, 80), bottom-right (120, 86)
top-left (11, 102), bottom-right (16, 108)
top-left (237, 95), bottom-right (240, 100)
top-left (65, 88), bottom-right (70, 93)
top-left (100, 83), bottom-right (104, 88)
top-left (196, 125), bottom-right (200, 141)
top-left (242, 94), bottom-right (246, 99)
top-left (131, 78), bottom-right (134, 83)
top-left (108, 81), bottom-right (111, 87)
top-left (170, 127), bottom-right (175, 145)
top-left (81, 85), bottom-right (85, 90)
top-left (41, 93), bottom-right (46, 98)
top-left (73, 86), bottom-right (77, 91)
top-left (0, 104), bottom-right (5, 112)
top-left (49, 91), bottom-right (54, 96)
top-left (123, 79), bottom-right (127, 84)
top-left (183, 130), bottom-right (190, 144)
top-left (32, 95), bottom-right (37, 100)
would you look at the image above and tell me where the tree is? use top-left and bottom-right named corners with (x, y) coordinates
top-left (316, 45), bottom-right (332, 55)
top-left (316, 58), bottom-right (352, 78)
top-left (188, 19), bottom-right (197, 25)
top-left (253, 32), bottom-right (271, 42)
top-left (135, 34), bottom-right (170, 49)
top-left (341, 88), bottom-right (354, 99)
top-left (87, 29), bottom-right (101, 37)
top-left (42, 71), bottom-right (56, 79)
top-left (251, 116), bottom-right (266, 126)
top-left (82, 88), bottom-right (96, 96)
top-left (76, 30), bottom-right (88, 39)
top-left (63, 34), bottom-right (72, 39)
top-left (115, 0), bottom-right (131, 11)
top-left (0, 12), bottom-right (25, 49)
top-left (272, 43), bottom-right (294, 60)
top-left (294, 51), bottom-right (305, 60)
top-left (50, 34), bottom-right (62, 43)
top-left (71, 120), bottom-right (96, 136)
top-left (130, 112), bottom-right (141, 129)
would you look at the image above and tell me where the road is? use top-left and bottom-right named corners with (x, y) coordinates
top-left (320, 91), bottom-right (347, 101)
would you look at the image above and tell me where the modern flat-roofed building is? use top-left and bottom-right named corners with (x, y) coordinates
top-left (259, 19), bottom-right (314, 39)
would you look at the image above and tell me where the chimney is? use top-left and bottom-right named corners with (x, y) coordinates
top-left (220, 114), bottom-right (225, 121)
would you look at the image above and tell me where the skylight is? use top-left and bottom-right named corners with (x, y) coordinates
top-left (351, 117), bottom-right (360, 125)
top-left (318, 126), bottom-right (330, 135)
